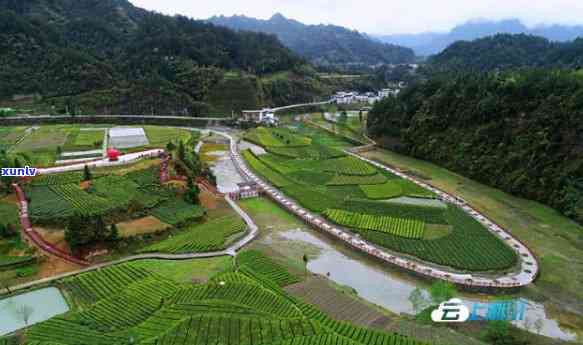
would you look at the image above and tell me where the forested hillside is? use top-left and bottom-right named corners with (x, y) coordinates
top-left (0, 0), bottom-right (348, 115)
top-left (378, 18), bottom-right (583, 56)
top-left (368, 70), bottom-right (583, 224)
top-left (208, 14), bottom-right (415, 68)
top-left (429, 34), bottom-right (583, 72)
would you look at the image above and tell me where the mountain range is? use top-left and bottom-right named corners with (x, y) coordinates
top-left (377, 19), bottom-right (583, 56)
top-left (208, 14), bottom-right (415, 67)
top-left (0, 0), bottom-right (345, 115)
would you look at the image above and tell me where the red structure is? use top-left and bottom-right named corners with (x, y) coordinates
top-left (107, 148), bottom-right (121, 161)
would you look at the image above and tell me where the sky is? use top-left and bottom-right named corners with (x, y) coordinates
top-left (130, 0), bottom-right (583, 35)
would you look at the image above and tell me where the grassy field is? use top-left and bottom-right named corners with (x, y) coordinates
top-left (363, 149), bottom-right (583, 314)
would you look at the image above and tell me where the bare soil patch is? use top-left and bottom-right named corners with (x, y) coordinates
top-left (285, 276), bottom-right (391, 328)
top-left (117, 216), bottom-right (170, 238)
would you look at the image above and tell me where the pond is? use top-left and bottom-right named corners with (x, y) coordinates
top-left (0, 287), bottom-right (69, 336)
top-left (210, 152), bottom-right (245, 193)
top-left (278, 228), bottom-right (578, 341)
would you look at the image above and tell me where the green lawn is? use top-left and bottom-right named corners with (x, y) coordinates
top-left (363, 148), bottom-right (583, 308)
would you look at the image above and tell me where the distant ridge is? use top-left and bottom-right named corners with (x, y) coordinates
top-left (208, 13), bottom-right (415, 67)
top-left (376, 19), bottom-right (583, 56)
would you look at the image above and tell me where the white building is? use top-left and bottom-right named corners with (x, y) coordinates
top-left (108, 127), bottom-right (149, 149)
top-left (379, 88), bottom-right (400, 99)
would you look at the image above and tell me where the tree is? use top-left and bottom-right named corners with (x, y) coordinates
top-left (178, 141), bottom-right (186, 162)
top-left (83, 165), bottom-right (92, 181)
top-left (408, 287), bottom-right (430, 314)
top-left (166, 141), bottom-right (176, 152)
top-left (534, 318), bottom-right (544, 335)
top-left (65, 214), bottom-right (109, 250)
top-left (429, 281), bottom-right (457, 305)
top-left (108, 224), bottom-right (119, 242)
top-left (481, 320), bottom-right (518, 345)
top-left (15, 304), bottom-right (34, 326)
top-left (184, 184), bottom-right (200, 205)
top-left (302, 254), bottom-right (309, 277)
top-left (56, 146), bottom-right (62, 156)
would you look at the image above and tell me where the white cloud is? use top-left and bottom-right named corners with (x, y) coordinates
top-left (130, 0), bottom-right (583, 34)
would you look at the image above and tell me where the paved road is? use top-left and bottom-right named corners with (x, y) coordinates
top-left (223, 131), bottom-right (538, 289)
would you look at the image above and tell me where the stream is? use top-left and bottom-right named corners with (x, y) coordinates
top-left (276, 228), bottom-right (578, 341)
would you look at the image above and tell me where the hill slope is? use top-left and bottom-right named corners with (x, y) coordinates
top-left (377, 18), bottom-right (583, 56)
top-left (0, 0), bottom-right (334, 115)
top-left (208, 13), bottom-right (415, 67)
top-left (427, 34), bottom-right (583, 72)
top-left (367, 69), bottom-right (583, 225)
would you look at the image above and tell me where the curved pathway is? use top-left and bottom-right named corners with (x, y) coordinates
top-left (3, 194), bottom-right (258, 294)
top-left (5, 145), bottom-right (259, 292)
top-left (221, 131), bottom-right (539, 289)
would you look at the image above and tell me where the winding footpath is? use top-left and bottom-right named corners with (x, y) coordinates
top-left (221, 131), bottom-right (539, 289)
top-left (4, 148), bottom-right (259, 294)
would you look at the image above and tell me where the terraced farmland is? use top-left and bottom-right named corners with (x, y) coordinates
top-left (241, 125), bottom-right (518, 272)
top-left (23, 255), bottom-right (431, 345)
top-left (324, 209), bottom-right (425, 239)
top-left (141, 215), bottom-right (246, 254)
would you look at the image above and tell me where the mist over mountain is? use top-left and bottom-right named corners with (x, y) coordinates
top-left (208, 13), bottom-right (415, 67)
top-left (377, 19), bottom-right (583, 56)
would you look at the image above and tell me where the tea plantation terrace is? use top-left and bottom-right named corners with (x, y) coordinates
top-left (219, 128), bottom-right (539, 289)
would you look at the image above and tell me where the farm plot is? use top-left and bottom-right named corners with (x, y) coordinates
top-left (49, 184), bottom-right (112, 216)
top-left (61, 263), bottom-right (152, 307)
top-left (363, 206), bottom-right (518, 271)
top-left (242, 150), bottom-right (292, 188)
top-left (324, 209), bottom-right (425, 239)
top-left (142, 215), bottom-right (245, 254)
top-left (241, 125), bottom-right (516, 272)
top-left (25, 256), bottom-right (431, 345)
top-left (236, 250), bottom-right (300, 287)
top-left (244, 127), bottom-right (311, 148)
top-left (327, 173), bottom-right (387, 186)
top-left (63, 129), bottom-right (104, 152)
top-left (318, 156), bottom-right (377, 176)
top-left (256, 153), bottom-right (296, 174)
top-left (0, 255), bottom-right (35, 270)
top-left (14, 127), bottom-right (70, 152)
top-left (340, 199), bottom-right (448, 225)
top-left (144, 126), bottom-right (195, 147)
top-left (281, 185), bottom-right (343, 213)
top-left (267, 144), bottom-right (345, 160)
top-left (359, 180), bottom-right (403, 199)
top-left (0, 126), bottom-right (27, 149)
top-left (150, 199), bottom-right (205, 227)
top-left (27, 185), bottom-right (76, 222)
top-left (0, 201), bottom-right (18, 227)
